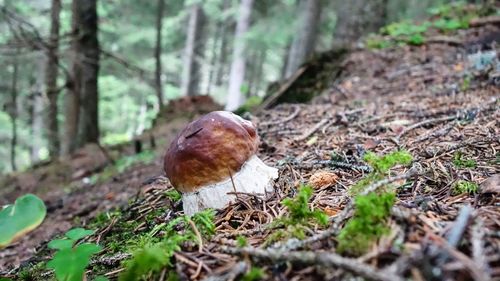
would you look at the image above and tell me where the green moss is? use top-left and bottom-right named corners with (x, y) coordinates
top-left (451, 180), bottom-right (479, 196)
top-left (236, 235), bottom-right (248, 247)
top-left (242, 267), bottom-right (266, 281)
top-left (452, 152), bottom-right (477, 169)
top-left (338, 150), bottom-right (413, 255)
top-left (164, 190), bottom-right (181, 202)
top-left (351, 150), bottom-right (412, 195)
top-left (234, 96), bottom-right (263, 115)
top-left (119, 210), bottom-right (215, 281)
top-left (337, 192), bottom-right (395, 256)
top-left (265, 185), bottom-right (328, 245)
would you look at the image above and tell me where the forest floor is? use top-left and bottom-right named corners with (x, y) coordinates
top-left (1, 17), bottom-right (499, 281)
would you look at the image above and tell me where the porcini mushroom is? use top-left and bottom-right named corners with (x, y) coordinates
top-left (164, 111), bottom-right (278, 215)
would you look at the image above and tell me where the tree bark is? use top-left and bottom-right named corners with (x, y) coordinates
top-left (31, 54), bottom-right (46, 161)
top-left (45, 0), bottom-right (61, 158)
top-left (225, 0), bottom-right (254, 111)
top-left (63, 0), bottom-right (82, 155)
top-left (154, 0), bottom-right (165, 108)
top-left (332, 0), bottom-right (388, 48)
top-left (181, 3), bottom-right (206, 96)
top-left (284, 0), bottom-right (321, 79)
top-left (75, 0), bottom-right (100, 147)
top-left (10, 53), bottom-right (19, 172)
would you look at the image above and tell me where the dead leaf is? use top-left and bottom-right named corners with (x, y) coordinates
top-left (363, 138), bottom-right (380, 150)
top-left (309, 171), bottom-right (338, 189)
top-left (480, 174), bottom-right (500, 194)
top-left (323, 207), bottom-right (339, 216)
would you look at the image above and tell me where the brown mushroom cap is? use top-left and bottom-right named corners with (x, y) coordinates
top-left (164, 111), bottom-right (259, 193)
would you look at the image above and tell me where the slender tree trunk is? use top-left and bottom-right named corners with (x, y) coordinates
top-left (280, 42), bottom-right (292, 80)
top-left (154, 0), bottom-right (165, 108)
top-left (284, 0), bottom-right (321, 78)
top-left (225, 0), bottom-right (254, 111)
top-left (205, 20), bottom-right (222, 94)
top-left (32, 54), bottom-right (46, 161)
top-left (75, 0), bottom-right (100, 147)
top-left (45, 0), bottom-right (61, 158)
top-left (251, 48), bottom-right (266, 96)
top-left (332, 0), bottom-right (388, 48)
top-left (181, 3), bottom-right (206, 96)
top-left (215, 0), bottom-right (231, 87)
top-left (63, 0), bottom-right (82, 155)
top-left (10, 53), bottom-right (19, 172)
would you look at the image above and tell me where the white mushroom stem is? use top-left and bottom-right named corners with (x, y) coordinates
top-left (182, 155), bottom-right (278, 216)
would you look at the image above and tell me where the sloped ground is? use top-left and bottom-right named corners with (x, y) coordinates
top-left (1, 20), bottom-right (499, 281)
top-left (0, 97), bottom-right (221, 271)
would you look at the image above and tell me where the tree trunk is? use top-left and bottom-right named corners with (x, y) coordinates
top-left (284, 0), bottom-right (321, 78)
top-left (45, 0), bottom-right (61, 158)
top-left (32, 54), bottom-right (46, 161)
top-left (251, 48), bottom-right (266, 96)
top-left (75, 0), bottom-right (100, 147)
top-left (215, 0), bottom-right (232, 87)
top-left (225, 0), bottom-right (254, 111)
top-left (332, 0), bottom-right (388, 48)
top-left (63, 0), bottom-right (82, 155)
top-left (10, 53), bottom-right (19, 172)
top-left (154, 0), bottom-right (165, 108)
top-left (181, 3), bottom-right (206, 97)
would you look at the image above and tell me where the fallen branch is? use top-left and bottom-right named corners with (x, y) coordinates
top-left (256, 66), bottom-right (307, 112)
top-left (221, 246), bottom-right (404, 281)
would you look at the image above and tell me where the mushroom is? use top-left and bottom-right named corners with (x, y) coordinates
top-left (164, 111), bottom-right (278, 215)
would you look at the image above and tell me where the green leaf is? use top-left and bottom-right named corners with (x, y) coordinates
top-left (65, 228), bottom-right (95, 242)
top-left (94, 276), bottom-right (109, 281)
top-left (48, 239), bottom-right (74, 250)
top-left (47, 243), bottom-right (101, 281)
top-left (0, 194), bottom-right (47, 249)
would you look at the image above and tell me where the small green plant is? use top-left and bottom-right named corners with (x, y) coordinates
top-left (236, 235), bottom-right (248, 247)
top-left (266, 185), bottom-right (328, 244)
top-left (165, 190), bottom-right (181, 202)
top-left (119, 210), bottom-right (215, 281)
top-left (234, 96), bottom-right (263, 115)
top-left (337, 192), bottom-right (395, 256)
top-left (337, 150), bottom-right (412, 255)
top-left (46, 228), bottom-right (101, 281)
top-left (0, 194), bottom-right (47, 249)
top-left (452, 152), bottom-right (477, 168)
top-left (350, 150), bottom-right (412, 195)
top-left (242, 267), bottom-right (266, 281)
top-left (451, 180), bottom-right (479, 196)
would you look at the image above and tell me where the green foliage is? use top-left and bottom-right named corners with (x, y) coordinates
top-left (338, 150), bottom-right (412, 255)
top-left (119, 210), bottom-right (215, 281)
top-left (451, 180), bottom-right (479, 196)
top-left (114, 151), bottom-right (156, 173)
top-left (266, 185), bottom-right (328, 244)
top-left (236, 235), bottom-right (248, 247)
top-left (281, 186), bottom-right (329, 226)
top-left (0, 194), bottom-right (47, 249)
top-left (46, 228), bottom-right (101, 281)
top-left (242, 267), bottom-right (266, 281)
top-left (364, 150), bottom-right (413, 174)
top-left (234, 96), bottom-right (263, 115)
top-left (433, 18), bottom-right (468, 31)
top-left (165, 190), bottom-right (181, 202)
top-left (337, 192), bottom-right (395, 256)
top-left (452, 152), bottom-right (477, 169)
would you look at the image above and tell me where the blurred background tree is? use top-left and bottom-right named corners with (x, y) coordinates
top-left (0, 0), bottom-right (462, 174)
